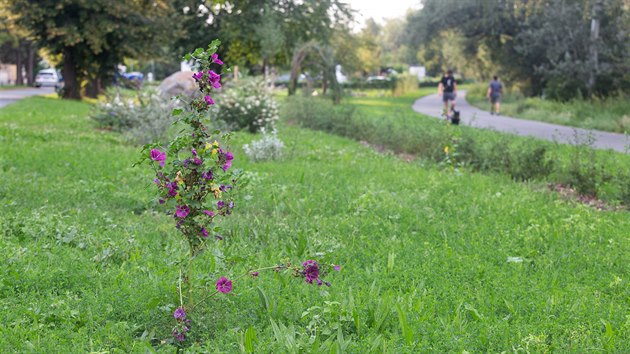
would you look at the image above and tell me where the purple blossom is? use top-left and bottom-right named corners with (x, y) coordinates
top-left (220, 149), bottom-right (234, 171)
top-left (191, 148), bottom-right (197, 156)
top-left (251, 271), bottom-right (259, 277)
top-left (203, 209), bottom-right (215, 217)
top-left (175, 205), bottom-right (190, 218)
top-left (192, 71), bottom-right (204, 81)
top-left (150, 149), bottom-right (166, 167)
top-left (303, 260), bottom-right (320, 284)
top-left (201, 227), bottom-right (208, 238)
top-left (228, 201), bottom-right (234, 209)
top-left (172, 327), bottom-right (189, 342)
top-left (334, 265), bottom-right (341, 271)
top-left (202, 170), bottom-right (213, 181)
top-left (174, 307), bottom-right (186, 320)
top-left (216, 277), bottom-right (232, 293)
top-left (204, 95), bottom-right (215, 105)
top-left (154, 178), bottom-right (161, 186)
top-left (211, 53), bottom-right (223, 65)
top-left (159, 199), bottom-right (165, 204)
top-left (193, 157), bottom-right (203, 165)
top-left (167, 182), bottom-right (178, 197)
top-left (217, 200), bottom-right (225, 209)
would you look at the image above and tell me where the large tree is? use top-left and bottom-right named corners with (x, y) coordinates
top-left (2, 0), bottom-right (175, 99)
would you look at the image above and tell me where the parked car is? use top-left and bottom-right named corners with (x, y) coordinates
top-left (34, 69), bottom-right (62, 88)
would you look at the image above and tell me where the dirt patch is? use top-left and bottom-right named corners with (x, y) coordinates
top-left (359, 140), bottom-right (416, 162)
top-left (547, 183), bottom-right (624, 211)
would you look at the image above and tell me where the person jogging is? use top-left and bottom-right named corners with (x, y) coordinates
top-left (486, 75), bottom-right (503, 115)
top-left (438, 70), bottom-right (457, 118)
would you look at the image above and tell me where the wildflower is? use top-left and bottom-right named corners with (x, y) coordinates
top-left (193, 157), bottom-right (203, 165)
top-left (204, 95), bottom-right (215, 105)
top-left (216, 277), bottom-right (232, 293)
top-left (250, 271), bottom-right (259, 277)
top-left (208, 70), bottom-right (221, 89)
top-left (150, 149), bottom-right (166, 167)
top-left (221, 149), bottom-right (234, 171)
top-left (217, 200), bottom-right (225, 209)
top-left (303, 260), bottom-right (320, 284)
top-left (173, 307), bottom-right (186, 320)
top-left (334, 265), bottom-right (341, 271)
top-left (228, 201), bottom-right (234, 209)
top-left (203, 209), bottom-right (215, 217)
top-left (444, 146), bottom-right (449, 154)
top-left (175, 205), bottom-right (190, 218)
top-left (211, 53), bottom-right (223, 65)
top-left (172, 326), bottom-right (189, 342)
top-left (202, 170), bottom-right (213, 181)
top-left (191, 148), bottom-right (197, 156)
top-left (192, 71), bottom-right (204, 81)
top-left (201, 227), bottom-right (208, 238)
top-left (167, 182), bottom-right (178, 197)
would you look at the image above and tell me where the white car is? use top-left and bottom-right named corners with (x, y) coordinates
top-left (34, 69), bottom-right (61, 88)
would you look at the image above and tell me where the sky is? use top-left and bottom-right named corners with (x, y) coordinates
top-left (345, 0), bottom-right (421, 27)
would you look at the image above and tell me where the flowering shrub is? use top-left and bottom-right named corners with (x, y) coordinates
top-left (91, 88), bottom-right (176, 144)
top-left (242, 128), bottom-right (285, 162)
top-left (211, 77), bottom-right (279, 133)
top-left (140, 41), bottom-right (338, 344)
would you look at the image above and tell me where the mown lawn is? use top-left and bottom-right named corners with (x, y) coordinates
top-left (1, 97), bottom-right (629, 352)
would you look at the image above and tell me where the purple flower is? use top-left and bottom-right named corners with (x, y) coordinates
top-left (159, 199), bottom-right (165, 204)
top-left (334, 265), bottom-right (341, 271)
top-left (217, 200), bottom-right (225, 209)
top-left (192, 71), bottom-right (204, 81)
top-left (167, 182), bottom-right (178, 197)
top-left (216, 277), bottom-right (232, 293)
top-left (303, 260), bottom-right (320, 284)
top-left (203, 209), bottom-right (215, 217)
top-left (154, 178), bottom-right (161, 186)
top-left (202, 170), bottom-right (213, 181)
top-left (201, 227), bottom-right (208, 238)
top-left (150, 149), bottom-right (166, 167)
top-left (250, 271), bottom-right (259, 277)
top-left (211, 53), bottom-right (223, 65)
top-left (174, 307), bottom-right (186, 320)
top-left (191, 148), bottom-right (197, 156)
top-left (221, 149), bottom-right (234, 171)
top-left (175, 205), bottom-right (190, 218)
top-left (172, 327), bottom-right (189, 342)
top-left (228, 201), bottom-right (234, 209)
top-left (204, 95), bottom-right (215, 105)
top-left (193, 157), bottom-right (203, 165)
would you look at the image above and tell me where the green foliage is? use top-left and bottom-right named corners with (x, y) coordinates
top-left (212, 78), bottom-right (280, 133)
top-left (90, 88), bottom-right (176, 145)
top-left (3, 0), bottom-right (175, 98)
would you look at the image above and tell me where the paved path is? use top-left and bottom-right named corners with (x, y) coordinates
top-left (412, 90), bottom-right (629, 153)
top-left (0, 87), bottom-right (55, 108)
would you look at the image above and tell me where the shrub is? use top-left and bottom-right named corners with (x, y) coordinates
top-left (90, 88), bottom-right (175, 144)
top-left (212, 78), bottom-right (279, 133)
top-left (243, 128), bottom-right (285, 162)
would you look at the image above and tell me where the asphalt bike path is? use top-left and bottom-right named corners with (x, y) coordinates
top-left (0, 87), bottom-right (55, 108)
top-left (412, 90), bottom-right (628, 153)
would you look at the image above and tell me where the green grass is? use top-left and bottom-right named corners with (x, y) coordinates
top-left (0, 85), bottom-right (30, 91)
top-left (466, 83), bottom-right (630, 133)
top-left (1, 97), bottom-right (629, 352)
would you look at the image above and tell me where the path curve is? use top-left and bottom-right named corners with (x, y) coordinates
top-left (0, 87), bottom-right (55, 108)
top-left (412, 90), bottom-right (628, 153)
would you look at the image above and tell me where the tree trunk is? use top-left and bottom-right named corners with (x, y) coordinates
top-left (26, 43), bottom-right (35, 86)
top-left (15, 49), bottom-right (23, 85)
top-left (61, 49), bottom-right (82, 100)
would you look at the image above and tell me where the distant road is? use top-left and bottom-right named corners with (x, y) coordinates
top-left (412, 90), bottom-right (629, 153)
top-left (0, 87), bottom-right (55, 108)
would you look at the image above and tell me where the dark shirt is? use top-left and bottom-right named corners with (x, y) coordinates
top-left (489, 80), bottom-right (502, 96)
top-left (441, 75), bottom-right (456, 93)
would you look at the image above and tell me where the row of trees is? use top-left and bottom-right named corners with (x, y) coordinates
top-left (0, 0), bottom-right (360, 99)
top-left (405, 0), bottom-right (630, 100)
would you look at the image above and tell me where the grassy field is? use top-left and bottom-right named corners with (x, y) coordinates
top-left (466, 83), bottom-right (630, 133)
top-left (1, 96), bottom-right (629, 352)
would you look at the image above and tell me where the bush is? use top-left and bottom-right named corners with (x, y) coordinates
top-left (212, 78), bottom-right (279, 133)
top-left (90, 88), bottom-right (176, 144)
top-left (243, 128), bottom-right (285, 162)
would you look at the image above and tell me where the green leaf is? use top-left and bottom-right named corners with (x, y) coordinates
top-left (172, 108), bottom-right (183, 116)
top-left (244, 326), bottom-right (257, 353)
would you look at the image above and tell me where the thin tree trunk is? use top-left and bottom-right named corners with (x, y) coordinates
top-left (62, 48), bottom-right (81, 100)
top-left (15, 49), bottom-right (23, 85)
top-left (26, 43), bottom-right (35, 86)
